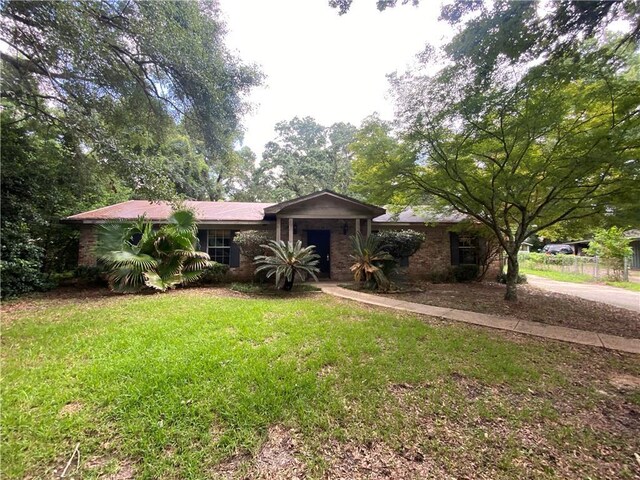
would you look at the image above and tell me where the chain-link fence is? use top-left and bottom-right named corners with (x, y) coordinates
top-left (518, 252), bottom-right (630, 281)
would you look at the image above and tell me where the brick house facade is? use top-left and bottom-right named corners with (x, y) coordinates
top-left (65, 190), bottom-right (496, 281)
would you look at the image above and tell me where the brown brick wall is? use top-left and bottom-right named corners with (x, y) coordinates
top-left (374, 224), bottom-right (454, 279)
top-left (78, 225), bottom-right (98, 266)
top-left (77, 221), bottom-right (498, 281)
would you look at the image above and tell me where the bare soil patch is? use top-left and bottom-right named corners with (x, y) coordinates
top-left (322, 441), bottom-right (450, 479)
top-left (58, 401), bottom-right (83, 417)
top-left (211, 426), bottom-right (305, 480)
top-left (0, 285), bottom-right (242, 320)
top-left (610, 374), bottom-right (640, 392)
top-left (382, 281), bottom-right (640, 338)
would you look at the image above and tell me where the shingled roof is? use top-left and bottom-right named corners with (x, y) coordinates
top-left (63, 200), bottom-right (275, 223)
top-left (373, 207), bottom-right (466, 224)
top-left (63, 195), bottom-right (466, 225)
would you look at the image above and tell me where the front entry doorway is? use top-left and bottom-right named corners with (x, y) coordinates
top-left (307, 230), bottom-right (331, 278)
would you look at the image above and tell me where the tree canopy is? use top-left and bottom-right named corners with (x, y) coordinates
top-left (258, 117), bottom-right (357, 201)
top-left (1, 0), bottom-right (261, 198)
top-left (352, 41), bottom-right (640, 300)
top-left (0, 0), bottom-right (261, 296)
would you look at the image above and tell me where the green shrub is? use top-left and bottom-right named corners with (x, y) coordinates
top-left (0, 223), bottom-right (53, 298)
top-left (496, 272), bottom-right (527, 284)
top-left (452, 264), bottom-right (479, 282)
top-left (234, 230), bottom-right (271, 259)
top-left (373, 230), bottom-right (426, 259)
top-left (585, 227), bottom-right (632, 281)
top-left (196, 262), bottom-right (229, 284)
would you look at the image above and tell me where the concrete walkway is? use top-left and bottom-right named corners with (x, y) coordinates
top-left (526, 275), bottom-right (640, 312)
top-left (319, 285), bottom-right (640, 355)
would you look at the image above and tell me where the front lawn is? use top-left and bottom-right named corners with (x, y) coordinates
top-left (2, 288), bottom-right (639, 479)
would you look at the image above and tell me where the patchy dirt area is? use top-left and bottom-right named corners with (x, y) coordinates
top-left (211, 425), bottom-right (306, 480)
top-left (210, 367), bottom-right (640, 479)
top-left (0, 285), bottom-right (244, 319)
top-left (381, 281), bottom-right (640, 338)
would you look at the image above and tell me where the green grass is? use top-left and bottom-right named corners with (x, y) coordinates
top-left (229, 282), bottom-right (321, 294)
top-left (2, 290), bottom-right (639, 479)
top-left (522, 267), bottom-right (640, 291)
top-left (520, 267), bottom-right (593, 283)
top-left (605, 281), bottom-right (640, 292)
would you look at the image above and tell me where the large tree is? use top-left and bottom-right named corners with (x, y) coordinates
top-left (0, 1), bottom-right (261, 295)
top-left (330, 0), bottom-right (639, 65)
top-left (259, 117), bottom-right (357, 200)
top-left (1, 0), bottom-right (261, 198)
top-left (352, 44), bottom-right (640, 300)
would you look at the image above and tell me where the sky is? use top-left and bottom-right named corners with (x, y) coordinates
top-left (217, 0), bottom-right (450, 158)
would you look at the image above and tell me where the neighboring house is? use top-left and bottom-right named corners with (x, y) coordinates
top-left (63, 190), bottom-right (496, 281)
top-left (626, 229), bottom-right (640, 270)
top-left (519, 242), bottom-right (532, 252)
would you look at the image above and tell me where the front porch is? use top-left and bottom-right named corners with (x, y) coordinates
top-left (265, 191), bottom-right (385, 281)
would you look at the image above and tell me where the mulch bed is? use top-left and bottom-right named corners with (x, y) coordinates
top-left (382, 281), bottom-right (640, 339)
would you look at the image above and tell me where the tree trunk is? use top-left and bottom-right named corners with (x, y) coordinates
top-left (282, 277), bottom-right (294, 291)
top-left (504, 248), bottom-right (519, 301)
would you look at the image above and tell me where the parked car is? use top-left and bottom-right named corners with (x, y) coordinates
top-left (542, 244), bottom-right (574, 255)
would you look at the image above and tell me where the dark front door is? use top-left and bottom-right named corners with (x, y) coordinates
top-left (307, 230), bottom-right (331, 277)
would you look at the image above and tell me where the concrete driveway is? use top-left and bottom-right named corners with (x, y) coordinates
top-left (526, 275), bottom-right (640, 313)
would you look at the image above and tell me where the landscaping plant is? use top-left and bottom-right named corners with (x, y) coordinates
top-left (585, 227), bottom-right (633, 281)
top-left (96, 208), bottom-right (211, 293)
top-left (254, 240), bottom-right (320, 291)
top-left (233, 230), bottom-right (271, 259)
top-left (373, 229), bottom-right (425, 262)
top-left (349, 232), bottom-right (394, 291)
top-left (234, 230), bottom-right (271, 282)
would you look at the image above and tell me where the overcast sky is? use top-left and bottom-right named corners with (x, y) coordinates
top-left (217, 0), bottom-right (450, 158)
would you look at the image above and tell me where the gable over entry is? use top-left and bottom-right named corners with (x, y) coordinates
top-left (264, 190), bottom-right (385, 243)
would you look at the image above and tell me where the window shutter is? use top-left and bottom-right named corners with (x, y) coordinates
top-left (196, 229), bottom-right (207, 253)
top-left (450, 232), bottom-right (460, 265)
top-left (478, 237), bottom-right (487, 264)
top-left (229, 231), bottom-right (241, 268)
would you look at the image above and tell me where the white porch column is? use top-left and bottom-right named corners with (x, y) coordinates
top-left (355, 218), bottom-right (360, 236)
top-left (276, 216), bottom-right (281, 241)
top-left (366, 219), bottom-right (372, 237)
top-left (288, 217), bottom-right (294, 243)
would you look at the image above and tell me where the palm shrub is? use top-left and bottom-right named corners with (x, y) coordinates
top-left (254, 240), bottom-right (320, 291)
top-left (96, 208), bottom-right (211, 293)
top-left (350, 232), bottom-right (394, 291)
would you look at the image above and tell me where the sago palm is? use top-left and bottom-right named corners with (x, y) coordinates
top-left (254, 240), bottom-right (320, 291)
top-left (350, 232), bottom-right (394, 291)
top-left (96, 208), bottom-right (211, 293)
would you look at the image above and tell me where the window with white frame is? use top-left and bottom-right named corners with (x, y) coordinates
top-left (207, 230), bottom-right (232, 265)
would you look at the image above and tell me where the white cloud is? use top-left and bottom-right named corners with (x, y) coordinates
top-left (218, 0), bottom-right (449, 157)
